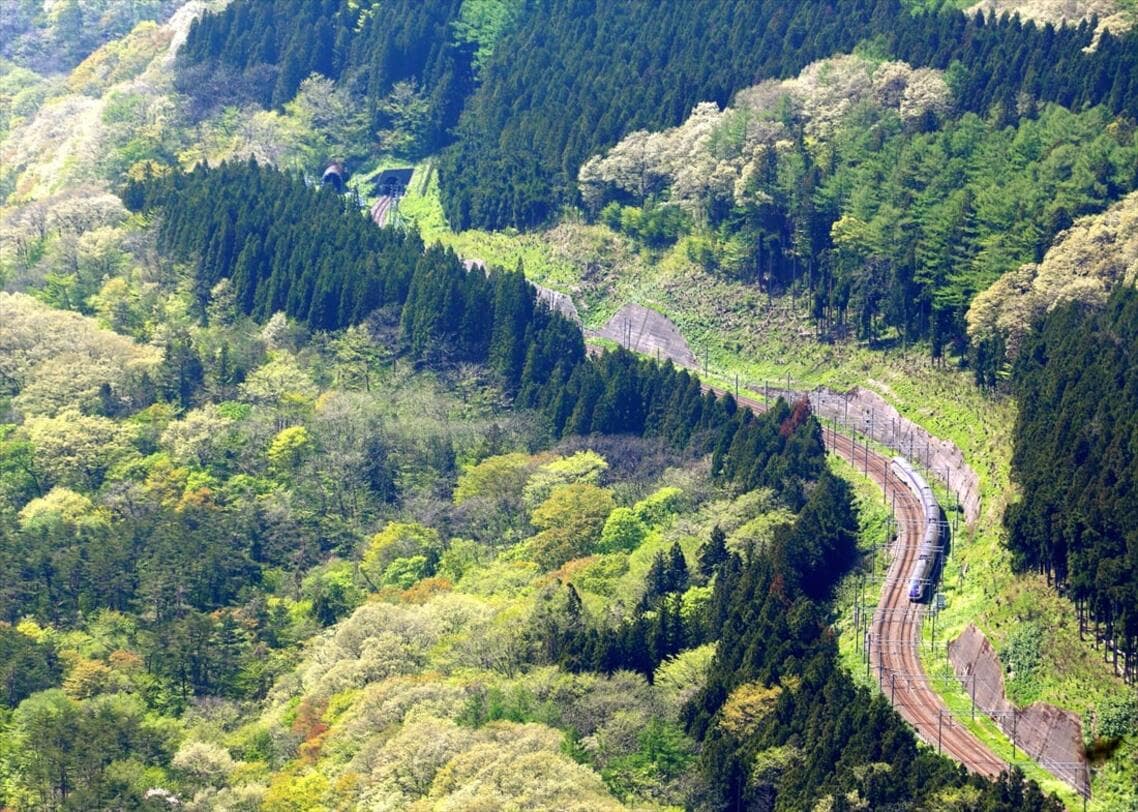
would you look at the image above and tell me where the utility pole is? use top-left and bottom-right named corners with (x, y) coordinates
top-left (938, 710), bottom-right (944, 754)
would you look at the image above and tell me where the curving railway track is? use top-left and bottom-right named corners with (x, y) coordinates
top-left (724, 387), bottom-right (1008, 778)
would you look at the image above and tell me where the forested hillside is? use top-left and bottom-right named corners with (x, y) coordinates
top-left (0, 156), bottom-right (1063, 809)
top-left (0, 0), bottom-right (186, 74)
top-left (4, 0), bottom-right (1138, 808)
top-left (176, 0), bottom-right (1138, 231)
top-left (1007, 287), bottom-right (1138, 685)
top-left (171, 0), bottom-right (1138, 366)
top-left (439, 0), bottom-right (1138, 232)
top-left (581, 53), bottom-right (1138, 363)
top-left (174, 0), bottom-right (489, 153)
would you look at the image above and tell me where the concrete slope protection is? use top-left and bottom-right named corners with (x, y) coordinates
top-left (949, 625), bottom-right (1090, 795)
top-left (591, 303), bottom-right (698, 368)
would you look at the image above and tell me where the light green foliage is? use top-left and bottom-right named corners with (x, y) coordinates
top-left (239, 352), bottom-right (319, 415)
top-left (21, 408), bottom-right (139, 490)
top-left (451, 0), bottom-right (524, 73)
top-left (281, 75), bottom-right (370, 167)
top-left (0, 64), bottom-right (53, 143)
top-left (424, 721), bottom-right (626, 810)
top-left (376, 79), bottom-right (431, 158)
top-left (730, 509), bottom-right (797, 553)
top-left (382, 555), bottom-right (431, 589)
top-left (696, 488), bottom-right (781, 538)
top-left (267, 425), bottom-right (313, 472)
top-left (17, 486), bottom-right (107, 531)
top-left (160, 404), bottom-right (236, 468)
top-left (523, 450), bottom-right (608, 509)
top-left (599, 719), bottom-right (696, 804)
top-left (567, 553), bottom-right (630, 597)
top-left (454, 451), bottom-right (533, 505)
top-left (329, 324), bottom-right (385, 392)
top-left (361, 522), bottom-right (443, 588)
top-left (455, 558), bottom-right (542, 597)
top-left (680, 585), bottom-right (712, 624)
top-left (172, 739), bottom-right (235, 788)
top-left (437, 538), bottom-right (484, 582)
top-left (598, 506), bottom-right (648, 553)
top-left (632, 486), bottom-right (684, 526)
top-left (262, 769), bottom-right (331, 811)
top-left (528, 483), bottom-right (615, 569)
top-left (0, 291), bottom-right (160, 416)
top-left (653, 643), bottom-right (716, 716)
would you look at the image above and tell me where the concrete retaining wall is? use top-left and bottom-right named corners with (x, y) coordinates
top-left (948, 624), bottom-right (1089, 795)
top-left (590, 303), bottom-right (698, 368)
top-left (759, 385), bottom-right (982, 525)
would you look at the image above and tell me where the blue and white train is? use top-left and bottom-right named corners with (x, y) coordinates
top-left (891, 456), bottom-right (942, 602)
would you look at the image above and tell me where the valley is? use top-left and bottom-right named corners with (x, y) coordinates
top-left (1, 1), bottom-right (1136, 809)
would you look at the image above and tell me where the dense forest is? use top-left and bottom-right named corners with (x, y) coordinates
top-left (177, 0), bottom-right (1138, 232)
top-left (174, 0), bottom-right (481, 155)
top-left (130, 162), bottom-right (825, 503)
top-left (173, 0), bottom-right (1138, 370)
top-left (439, 0), bottom-right (1138, 232)
top-left (0, 0), bottom-right (185, 73)
top-left (1007, 287), bottom-right (1138, 683)
top-left (581, 57), bottom-right (1138, 363)
top-left (4, 0), bottom-right (1138, 807)
top-left (0, 158), bottom-right (1065, 808)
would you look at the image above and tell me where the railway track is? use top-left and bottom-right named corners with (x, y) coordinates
top-left (724, 387), bottom-right (1008, 778)
top-left (371, 195), bottom-right (395, 227)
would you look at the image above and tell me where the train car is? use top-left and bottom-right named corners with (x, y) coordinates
top-left (891, 457), bottom-right (941, 603)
